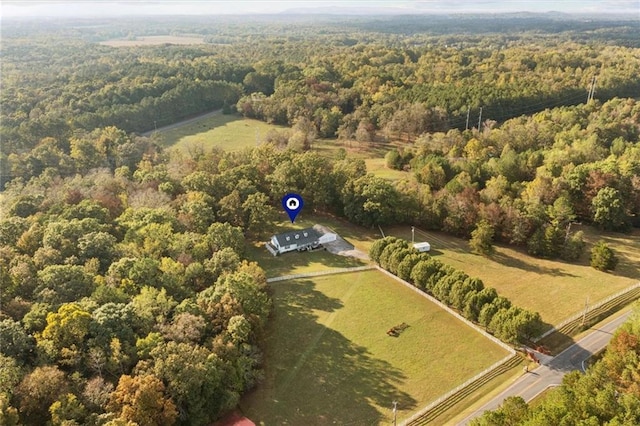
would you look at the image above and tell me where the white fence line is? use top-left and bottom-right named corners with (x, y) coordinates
top-left (266, 265), bottom-right (375, 283)
top-left (400, 353), bottom-right (517, 426)
top-left (534, 282), bottom-right (640, 342)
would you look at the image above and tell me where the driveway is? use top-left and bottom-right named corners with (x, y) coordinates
top-left (313, 224), bottom-right (370, 261)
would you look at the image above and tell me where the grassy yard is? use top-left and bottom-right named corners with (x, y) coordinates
top-left (246, 242), bottom-right (367, 278)
top-left (158, 114), bottom-right (287, 152)
top-left (246, 212), bottom-right (380, 277)
top-left (384, 225), bottom-right (640, 328)
top-left (241, 269), bottom-right (510, 424)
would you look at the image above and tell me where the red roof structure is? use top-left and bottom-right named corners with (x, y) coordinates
top-left (216, 412), bottom-right (256, 426)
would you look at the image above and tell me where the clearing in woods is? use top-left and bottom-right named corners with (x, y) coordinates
top-left (240, 269), bottom-right (510, 424)
top-left (99, 35), bottom-right (206, 46)
top-left (157, 113), bottom-right (288, 152)
top-left (154, 110), bottom-right (409, 180)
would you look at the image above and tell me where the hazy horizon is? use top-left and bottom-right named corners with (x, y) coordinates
top-left (2, 0), bottom-right (639, 18)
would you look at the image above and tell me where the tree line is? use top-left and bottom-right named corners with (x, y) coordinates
top-left (369, 237), bottom-right (545, 344)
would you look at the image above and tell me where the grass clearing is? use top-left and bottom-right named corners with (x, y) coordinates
top-left (365, 157), bottom-right (412, 181)
top-left (158, 114), bottom-right (287, 152)
top-left (384, 225), bottom-right (640, 328)
top-left (157, 110), bottom-right (410, 182)
top-left (241, 269), bottom-right (510, 424)
top-left (99, 35), bottom-right (206, 46)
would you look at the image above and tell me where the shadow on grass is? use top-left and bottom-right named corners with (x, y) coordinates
top-left (242, 279), bottom-right (416, 424)
top-left (247, 245), bottom-right (367, 277)
top-left (491, 250), bottom-right (579, 278)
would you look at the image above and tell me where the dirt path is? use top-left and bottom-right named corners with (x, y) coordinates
top-left (142, 109), bottom-right (221, 136)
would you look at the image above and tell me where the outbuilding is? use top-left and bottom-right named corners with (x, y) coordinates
top-left (413, 242), bottom-right (431, 252)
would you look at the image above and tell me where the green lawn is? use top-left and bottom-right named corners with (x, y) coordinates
top-left (241, 269), bottom-right (510, 424)
top-left (384, 225), bottom-right (640, 327)
top-left (246, 242), bottom-right (367, 278)
top-left (246, 212), bottom-right (378, 277)
top-left (365, 157), bottom-right (412, 181)
top-left (158, 114), bottom-right (287, 152)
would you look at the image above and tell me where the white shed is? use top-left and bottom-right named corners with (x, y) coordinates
top-left (413, 242), bottom-right (431, 252)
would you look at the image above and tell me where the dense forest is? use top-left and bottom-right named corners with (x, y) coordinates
top-left (471, 307), bottom-right (640, 425)
top-left (1, 13), bottom-right (639, 425)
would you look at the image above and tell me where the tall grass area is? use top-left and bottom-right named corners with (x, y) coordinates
top-left (385, 225), bottom-right (640, 328)
top-left (241, 270), bottom-right (510, 424)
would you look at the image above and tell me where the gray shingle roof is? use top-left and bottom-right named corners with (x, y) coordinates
top-left (274, 227), bottom-right (320, 247)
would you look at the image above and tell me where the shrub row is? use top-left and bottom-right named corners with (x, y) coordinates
top-left (370, 237), bottom-right (545, 345)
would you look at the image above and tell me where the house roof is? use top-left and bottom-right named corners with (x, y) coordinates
top-left (216, 412), bottom-right (256, 426)
top-left (273, 227), bottom-right (320, 247)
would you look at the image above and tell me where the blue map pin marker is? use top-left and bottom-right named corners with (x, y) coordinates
top-left (282, 193), bottom-right (304, 223)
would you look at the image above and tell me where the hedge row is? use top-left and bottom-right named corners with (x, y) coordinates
top-left (370, 237), bottom-right (544, 345)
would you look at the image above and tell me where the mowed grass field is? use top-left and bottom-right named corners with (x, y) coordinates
top-left (241, 269), bottom-right (510, 424)
top-left (384, 225), bottom-right (640, 327)
top-left (158, 114), bottom-right (288, 152)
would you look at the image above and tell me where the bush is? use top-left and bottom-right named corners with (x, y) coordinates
top-left (590, 241), bottom-right (618, 271)
top-left (469, 220), bottom-right (495, 255)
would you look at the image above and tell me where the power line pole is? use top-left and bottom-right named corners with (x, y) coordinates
top-left (411, 226), bottom-right (415, 244)
top-left (587, 76), bottom-right (597, 103)
top-left (465, 107), bottom-right (470, 130)
top-left (477, 107), bottom-right (483, 132)
top-left (581, 296), bottom-right (589, 326)
top-left (392, 401), bottom-right (398, 426)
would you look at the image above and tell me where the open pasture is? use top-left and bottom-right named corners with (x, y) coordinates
top-left (158, 111), bottom-right (409, 181)
top-left (385, 225), bottom-right (640, 327)
top-left (158, 114), bottom-right (288, 152)
top-left (241, 269), bottom-right (510, 424)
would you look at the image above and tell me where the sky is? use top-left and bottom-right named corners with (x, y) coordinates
top-left (1, 0), bottom-right (639, 18)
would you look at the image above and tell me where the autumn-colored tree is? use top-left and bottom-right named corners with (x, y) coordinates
top-left (107, 374), bottom-right (178, 426)
top-left (15, 365), bottom-right (69, 424)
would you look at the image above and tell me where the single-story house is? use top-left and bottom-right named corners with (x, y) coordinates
top-left (266, 226), bottom-right (337, 256)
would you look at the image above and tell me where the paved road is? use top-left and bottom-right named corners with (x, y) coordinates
top-left (458, 310), bottom-right (633, 425)
top-left (141, 109), bottom-right (221, 136)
